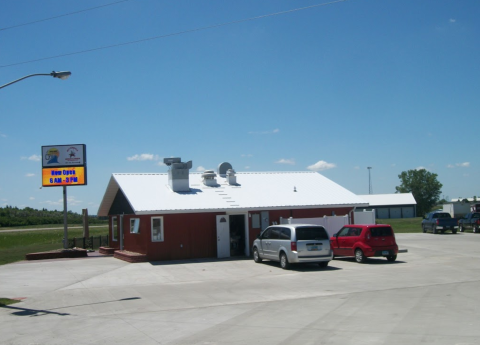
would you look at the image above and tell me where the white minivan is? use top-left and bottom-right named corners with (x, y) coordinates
top-left (252, 224), bottom-right (333, 269)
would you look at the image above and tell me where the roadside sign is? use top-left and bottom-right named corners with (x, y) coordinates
top-left (41, 144), bottom-right (87, 187)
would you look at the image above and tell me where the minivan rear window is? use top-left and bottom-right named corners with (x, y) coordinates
top-left (296, 227), bottom-right (329, 240)
top-left (370, 227), bottom-right (393, 237)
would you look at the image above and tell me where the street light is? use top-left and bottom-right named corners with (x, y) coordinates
top-left (0, 71), bottom-right (72, 89)
top-left (367, 167), bottom-right (373, 194)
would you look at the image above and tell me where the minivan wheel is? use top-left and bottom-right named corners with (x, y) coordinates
top-left (386, 255), bottom-right (397, 262)
top-left (280, 253), bottom-right (290, 270)
top-left (355, 249), bottom-right (366, 263)
top-left (253, 247), bottom-right (262, 263)
top-left (459, 225), bottom-right (464, 232)
top-left (318, 261), bottom-right (329, 268)
top-left (474, 226), bottom-right (478, 234)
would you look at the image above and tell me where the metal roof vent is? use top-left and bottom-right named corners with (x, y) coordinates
top-left (202, 170), bottom-right (217, 186)
top-left (164, 157), bottom-right (192, 192)
top-left (226, 168), bottom-right (236, 185)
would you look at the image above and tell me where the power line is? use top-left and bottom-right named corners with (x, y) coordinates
top-left (0, 0), bottom-right (131, 32)
top-left (0, 0), bottom-right (349, 69)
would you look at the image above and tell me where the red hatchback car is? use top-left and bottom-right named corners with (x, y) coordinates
top-left (330, 224), bottom-right (398, 263)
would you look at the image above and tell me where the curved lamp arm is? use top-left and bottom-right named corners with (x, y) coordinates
top-left (0, 71), bottom-right (71, 89)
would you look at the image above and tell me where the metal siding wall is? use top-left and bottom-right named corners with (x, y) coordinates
top-left (377, 208), bottom-right (390, 219)
top-left (402, 207), bottom-right (414, 218)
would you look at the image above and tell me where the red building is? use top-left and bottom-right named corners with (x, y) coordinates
top-left (97, 159), bottom-right (368, 262)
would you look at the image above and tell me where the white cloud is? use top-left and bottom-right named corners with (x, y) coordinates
top-left (0, 132), bottom-right (6, 138)
top-left (241, 154), bottom-right (253, 158)
top-left (29, 197), bottom-right (35, 200)
top-left (354, 166), bottom-right (360, 170)
top-left (416, 166), bottom-right (427, 171)
top-left (275, 158), bottom-right (295, 165)
top-left (307, 160), bottom-right (336, 171)
top-left (42, 196), bottom-right (82, 207)
top-left (450, 18), bottom-right (456, 23)
top-left (447, 162), bottom-right (470, 168)
top-left (196, 166), bottom-right (206, 172)
top-left (21, 154), bottom-right (41, 161)
top-left (41, 200), bottom-right (62, 207)
top-left (248, 128), bottom-right (280, 135)
top-left (67, 196), bottom-right (82, 205)
top-left (244, 166), bottom-right (250, 170)
top-left (25, 173), bottom-right (35, 177)
top-left (127, 153), bottom-right (159, 161)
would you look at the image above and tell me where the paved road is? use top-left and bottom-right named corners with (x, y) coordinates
top-left (0, 225), bottom-right (106, 233)
top-left (1, 233), bottom-right (479, 345)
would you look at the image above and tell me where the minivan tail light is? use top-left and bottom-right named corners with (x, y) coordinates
top-left (436, 219), bottom-right (439, 225)
top-left (291, 242), bottom-right (297, 251)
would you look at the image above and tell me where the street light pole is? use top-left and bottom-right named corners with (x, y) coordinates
top-left (367, 167), bottom-right (373, 194)
top-left (0, 71), bottom-right (71, 89)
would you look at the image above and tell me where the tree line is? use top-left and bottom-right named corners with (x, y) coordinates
top-left (0, 206), bottom-right (107, 227)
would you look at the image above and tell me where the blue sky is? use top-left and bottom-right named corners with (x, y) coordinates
top-left (1, 0), bottom-right (479, 214)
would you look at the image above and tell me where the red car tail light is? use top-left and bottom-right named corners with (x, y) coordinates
top-left (436, 219), bottom-right (439, 225)
top-left (291, 242), bottom-right (297, 251)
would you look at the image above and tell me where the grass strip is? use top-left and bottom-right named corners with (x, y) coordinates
top-left (0, 298), bottom-right (21, 306)
top-left (0, 227), bottom-right (108, 265)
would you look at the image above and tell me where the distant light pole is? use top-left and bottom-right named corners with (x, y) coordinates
top-left (0, 71), bottom-right (71, 89)
top-left (367, 167), bottom-right (373, 194)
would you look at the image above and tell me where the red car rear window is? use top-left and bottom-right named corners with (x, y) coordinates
top-left (370, 226), bottom-right (393, 237)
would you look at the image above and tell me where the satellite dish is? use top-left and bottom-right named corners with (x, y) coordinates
top-left (217, 162), bottom-right (233, 177)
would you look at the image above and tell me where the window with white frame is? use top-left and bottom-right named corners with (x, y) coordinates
top-left (130, 218), bottom-right (140, 234)
top-left (112, 216), bottom-right (118, 241)
top-left (151, 217), bottom-right (164, 242)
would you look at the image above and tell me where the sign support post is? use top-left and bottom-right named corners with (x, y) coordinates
top-left (63, 186), bottom-right (68, 249)
top-left (41, 144), bottom-right (87, 250)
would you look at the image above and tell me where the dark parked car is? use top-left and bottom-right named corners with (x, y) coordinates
top-left (458, 213), bottom-right (480, 233)
top-left (422, 212), bottom-right (458, 234)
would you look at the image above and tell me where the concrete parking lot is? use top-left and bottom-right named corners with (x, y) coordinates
top-left (1, 233), bottom-right (480, 345)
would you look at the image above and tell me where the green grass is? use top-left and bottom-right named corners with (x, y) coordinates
top-left (0, 298), bottom-right (21, 306)
top-left (0, 223), bottom-right (106, 231)
top-left (0, 226), bottom-right (109, 266)
top-left (379, 217), bottom-right (423, 233)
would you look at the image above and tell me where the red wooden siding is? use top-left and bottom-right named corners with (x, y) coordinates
top-left (111, 212), bottom-right (223, 261)
top-left (111, 207), bottom-right (354, 262)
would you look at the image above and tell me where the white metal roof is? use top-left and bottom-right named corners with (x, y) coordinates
top-left (98, 171), bottom-right (369, 216)
top-left (357, 193), bottom-right (417, 207)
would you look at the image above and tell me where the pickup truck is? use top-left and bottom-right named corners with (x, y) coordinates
top-left (422, 212), bottom-right (458, 234)
top-left (458, 212), bottom-right (480, 233)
